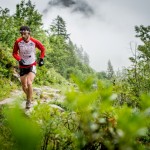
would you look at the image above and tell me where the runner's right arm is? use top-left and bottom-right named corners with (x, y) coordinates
top-left (13, 40), bottom-right (21, 61)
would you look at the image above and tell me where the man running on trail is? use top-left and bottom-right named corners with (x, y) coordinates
top-left (13, 26), bottom-right (45, 109)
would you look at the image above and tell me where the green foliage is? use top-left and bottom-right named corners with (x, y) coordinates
top-left (0, 106), bottom-right (14, 150)
top-left (0, 43), bottom-right (17, 100)
top-left (0, 105), bottom-right (42, 150)
top-left (14, 0), bottom-right (43, 34)
top-left (0, 7), bottom-right (17, 47)
top-left (64, 77), bottom-right (149, 150)
top-left (0, 78), bottom-right (17, 101)
top-left (30, 103), bottom-right (77, 150)
top-left (96, 71), bottom-right (108, 79)
top-left (47, 35), bottom-right (94, 79)
top-left (75, 45), bottom-right (90, 65)
top-left (114, 25), bottom-right (150, 107)
top-left (135, 25), bottom-right (150, 43)
top-left (35, 66), bottom-right (68, 85)
top-left (0, 76), bottom-right (150, 149)
top-left (0, 43), bottom-right (16, 77)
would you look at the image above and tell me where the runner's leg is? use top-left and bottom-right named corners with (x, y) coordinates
top-left (26, 72), bottom-right (35, 102)
top-left (20, 75), bottom-right (28, 95)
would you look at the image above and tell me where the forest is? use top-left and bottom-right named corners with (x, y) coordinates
top-left (0, 0), bottom-right (150, 150)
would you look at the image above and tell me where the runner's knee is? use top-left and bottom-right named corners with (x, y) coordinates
top-left (27, 73), bottom-right (35, 85)
top-left (22, 84), bottom-right (27, 90)
top-left (27, 79), bottom-right (33, 85)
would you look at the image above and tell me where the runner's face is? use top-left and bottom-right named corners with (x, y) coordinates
top-left (20, 31), bottom-right (30, 41)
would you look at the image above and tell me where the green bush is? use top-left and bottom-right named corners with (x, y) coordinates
top-left (0, 105), bottom-right (42, 150)
top-left (63, 76), bottom-right (150, 150)
top-left (0, 43), bottom-right (18, 100)
top-left (0, 43), bottom-right (16, 78)
top-left (0, 77), bottom-right (17, 101)
top-left (34, 66), bottom-right (68, 85)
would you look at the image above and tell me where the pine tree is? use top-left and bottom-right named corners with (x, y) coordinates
top-left (50, 15), bottom-right (70, 39)
top-left (107, 60), bottom-right (114, 79)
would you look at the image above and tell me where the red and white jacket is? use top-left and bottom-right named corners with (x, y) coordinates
top-left (13, 37), bottom-right (45, 68)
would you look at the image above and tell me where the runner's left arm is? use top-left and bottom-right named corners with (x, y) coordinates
top-left (35, 39), bottom-right (45, 59)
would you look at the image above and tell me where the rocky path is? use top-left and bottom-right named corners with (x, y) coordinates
top-left (0, 86), bottom-right (65, 112)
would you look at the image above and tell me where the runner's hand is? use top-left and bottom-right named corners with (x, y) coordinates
top-left (39, 58), bottom-right (44, 66)
top-left (19, 59), bottom-right (25, 66)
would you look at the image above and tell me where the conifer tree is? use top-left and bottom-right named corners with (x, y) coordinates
top-left (107, 60), bottom-right (114, 79)
top-left (50, 15), bottom-right (70, 39)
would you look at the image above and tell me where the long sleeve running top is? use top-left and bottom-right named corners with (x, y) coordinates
top-left (13, 37), bottom-right (45, 68)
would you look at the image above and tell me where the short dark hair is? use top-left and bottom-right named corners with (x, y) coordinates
top-left (20, 26), bottom-right (30, 33)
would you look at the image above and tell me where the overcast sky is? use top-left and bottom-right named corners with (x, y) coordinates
top-left (1, 0), bottom-right (150, 71)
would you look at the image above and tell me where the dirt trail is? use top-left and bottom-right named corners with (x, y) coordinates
top-left (0, 86), bottom-right (65, 112)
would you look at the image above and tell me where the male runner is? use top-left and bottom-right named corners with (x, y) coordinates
top-left (13, 26), bottom-right (45, 109)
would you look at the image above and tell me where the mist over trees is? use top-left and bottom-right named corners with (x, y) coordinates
top-left (0, 0), bottom-right (150, 149)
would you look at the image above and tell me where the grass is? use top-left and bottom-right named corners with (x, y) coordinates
top-left (0, 78), bottom-right (18, 101)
